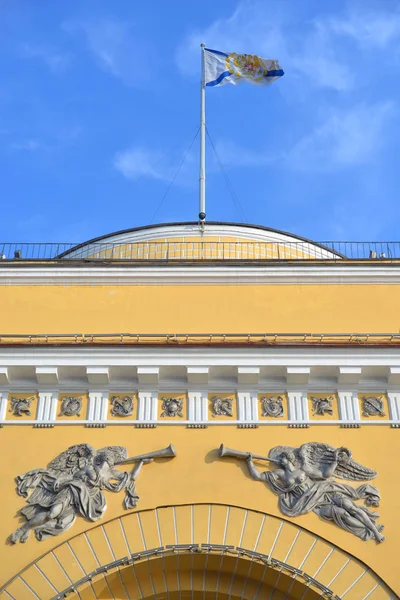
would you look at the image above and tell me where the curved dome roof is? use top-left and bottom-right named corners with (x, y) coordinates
top-left (61, 222), bottom-right (340, 260)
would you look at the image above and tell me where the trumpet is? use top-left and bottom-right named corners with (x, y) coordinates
top-left (117, 444), bottom-right (177, 465)
top-left (218, 444), bottom-right (279, 464)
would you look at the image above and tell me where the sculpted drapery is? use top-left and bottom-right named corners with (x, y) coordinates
top-left (11, 444), bottom-right (155, 543)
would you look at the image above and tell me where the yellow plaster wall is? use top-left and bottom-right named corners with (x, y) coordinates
top-left (0, 425), bottom-right (399, 593)
top-left (1, 284), bottom-right (400, 333)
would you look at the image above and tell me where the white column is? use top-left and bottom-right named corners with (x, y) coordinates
top-left (0, 392), bottom-right (7, 423)
top-left (338, 391), bottom-right (360, 423)
top-left (37, 392), bottom-right (58, 423)
top-left (138, 392), bottom-right (158, 422)
top-left (288, 391), bottom-right (309, 423)
top-left (388, 393), bottom-right (400, 422)
top-left (88, 392), bottom-right (108, 423)
top-left (237, 392), bottom-right (258, 421)
top-left (188, 391), bottom-right (208, 423)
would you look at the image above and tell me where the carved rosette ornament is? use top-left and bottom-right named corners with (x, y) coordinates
top-left (10, 443), bottom-right (176, 543)
top-left (219, 442), bottom-right (384, 543)
top-left (110, 395), bottom-right (134, 417)
top-left (212, 397), bottom-right (233, 417)
top-left (9, 397), bottom-right (35, 417)
top-left (261, 396), bottom-right (284, 417)
top-left (362, 397), bottom-right (386, 417)
top-left (161, 397), bottom-right (184, 418)
top-left (59, 396), bottom-right (82, 417)
top-left (311, 396), bottom-right (334, 416)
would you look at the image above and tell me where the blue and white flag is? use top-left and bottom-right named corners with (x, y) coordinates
top-left (204, 48), bottom-right (284, 87)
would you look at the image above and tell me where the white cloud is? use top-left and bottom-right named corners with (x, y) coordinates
top-left (63, 17), bottom-right (155, 86)
top-left (176, 0), bottom-right (353, 91)
top-left (325, 9), bottom-right (400, 48)
top-left (20, 43), bottom-right (71, 72)
top-left (213, 102), bottom-right (395, 173)
top-left (289, 101), bottom-right (395, 170)
top-left (213, 139), bottom-right (277, 168)
top-left (10, 138), bottom-right (43, 151)
top-left (114, 148), bottom-right (170, 181)
top-left (177, 1), bottom-right (400, 92)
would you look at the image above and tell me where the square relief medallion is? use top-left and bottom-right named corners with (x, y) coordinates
top-left (308, 393), bottom-right (339, 420)
top-left (158, 393), bottom-right (187, 420)
top-left (359, 393), bottom-right (389, 420)
top-left (6, 393), bottom-right (38, 420)
top-left (209, 393), bottom-right (237, 419)
top-left (57, 393), bottom-right (88, 421)
top-left (258, 394), bottom-right (287, 420)
top-left (108, 393), bottom-right (137, 420)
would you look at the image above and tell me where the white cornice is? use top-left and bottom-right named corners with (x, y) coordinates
top-left (1, 345), bottom-right (400, 366)
top-left (1, 263), bottom-right (400, 285)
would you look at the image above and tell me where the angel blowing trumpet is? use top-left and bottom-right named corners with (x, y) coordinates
top-left (218, 442), bottom-right (384, 543)
top-left (11, 443), bottom-right (176, 543)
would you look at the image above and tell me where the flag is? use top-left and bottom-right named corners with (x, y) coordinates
top-left (204, 48), bottom-right (284, 87)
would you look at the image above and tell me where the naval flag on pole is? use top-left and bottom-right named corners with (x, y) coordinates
top-left (198, 45), bottom-right (283, 223)
top-left (204, 47), bottom-right (284, 87)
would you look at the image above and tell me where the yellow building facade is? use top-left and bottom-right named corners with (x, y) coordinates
top-left (0, 222), bottom-right (399, 599)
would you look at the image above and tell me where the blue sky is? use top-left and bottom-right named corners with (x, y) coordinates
top-left (0, 0), bottom-right (400, 243)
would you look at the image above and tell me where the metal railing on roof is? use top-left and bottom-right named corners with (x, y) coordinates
top-left (0, 240), bottom-right (399, 261)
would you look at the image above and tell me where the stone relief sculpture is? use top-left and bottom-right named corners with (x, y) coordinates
top-left (10, 397), bottom-right (35, 417)
top-left (362, 397), bottom-right (386, 417)
top-left (160, 397), bottom-right (184, 417)
top-left (11, 443), bottom-right (176, 543)
top-left (261, 396), bottom-right (284, 417)
top-left (212, 396), bottom-right (233, 416)
top-left (110, 395), bottom-right (134, 417)
top-left (311, 396), bottom-right (334, 416)
top-left (219, 442), bottom-right (384, 543)
top-left (59, 396), bottom-right (82, 417)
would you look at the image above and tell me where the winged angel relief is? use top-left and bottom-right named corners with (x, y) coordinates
top-left (219, 442), bottom-right (384, 542)
top-left (11, 443), bottom-right (176, 543)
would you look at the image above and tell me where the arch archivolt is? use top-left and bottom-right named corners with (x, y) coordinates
top-left (0, 504), bottom-right (396, 600)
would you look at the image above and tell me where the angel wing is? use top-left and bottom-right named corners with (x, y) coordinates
top-left (47, 443), bottom-right (95, 476)
top-left (298, 442), bottom-right (376, 481)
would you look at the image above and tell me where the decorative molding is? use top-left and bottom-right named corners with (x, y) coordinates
top-left (388, 392), bottom-right (400, 422)
top-left (338, 391), bottom-right (360, 422)
top-left (138, 391), bottom-right (157, 421)
top-left (212, 396), bottom-right (233, 417)
top-left (261, 396), bottom-right (284, 417)
top-left (160, 396), bottom-right (184, 418)
top-left (3, 263), bottom-right (400, 286)
top-left (138, 367), bottom-right (159, 385)
top-left (0, 392), bottom-right (7, 422)
top-left (187, 367), bottom-right (209, 385)
top-left (0, 367), bottom-right (9, 384)
top-left (237, 392), bottom-right (258, 421)
top-left (86, 367), bottom-right (110, 385)
top-left (35, 367), bottom-right (59, 385)
top-left (311, 396), bottom-right (334, 416)
top-left (362, 396), bottom-right (386, 417)
top-left (188, 391), bottom-right (208, 422)
top-left (9, 396), bottom-right (35, 417)
top-left (288, 391), bottom-right (309, 422)
top-left (37, 391), bottom-right (57, 422)
top-left (110, 395), bottom-right (134, 417)
top-left (59, 396), bottom-right (82, 416)
top-left (88, 392), bottom-right (108, 422)
top-left (286, 367), bottom-right (310, 385)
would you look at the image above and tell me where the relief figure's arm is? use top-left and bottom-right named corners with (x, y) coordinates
top-left (130, 458), bottom-right (154, 481)
top-left (246, 455), bottom-right (267, 482)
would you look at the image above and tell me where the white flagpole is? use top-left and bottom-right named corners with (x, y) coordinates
top-left (199, 43), bottom-right (206, 222)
